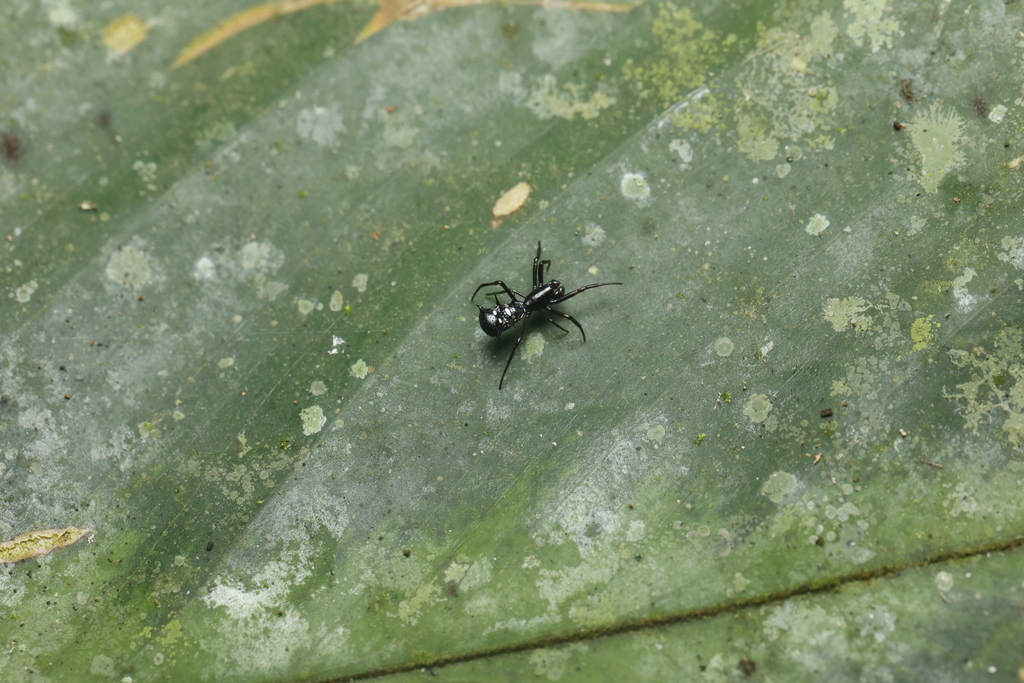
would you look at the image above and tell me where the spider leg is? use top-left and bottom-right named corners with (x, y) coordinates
top-left (533, 241), bottom-right (551, 288)
top-left (539, 310), bottom-right (569, 334)
top-left (549, 281), bottom-right (623, 305)
top-left (472, 280), bottom-right (520, 303)
top-left (498, 312), bottom-right (531, 390)
top-left (544, 307), bottom-right (586, 341)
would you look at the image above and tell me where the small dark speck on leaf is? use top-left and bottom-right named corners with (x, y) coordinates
top-left (972, 93), bottom-right (989, 119)
top-left (402, 548), bottom-right (411, 557)
top-left (820, 408), bottom-right (833, 418)
top-left (738, 658), bottom-right (757, 677)
top-left (206, 540), bottom-right (214, 552)
top-left (2, 133), bottom-right (24, 163)
top-left (447, 581), bottom-right (459, 598)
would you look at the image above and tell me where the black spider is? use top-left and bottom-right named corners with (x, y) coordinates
top-left (473, 241), bottom-right (621, 389)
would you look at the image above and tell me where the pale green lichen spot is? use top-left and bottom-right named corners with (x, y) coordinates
top-left (998, 236), bottom-right (1024, 270)
top-left (525, 75), bottom-right (615, 121)
top-left (909, 104), bottom-right (965, 194)
top-left (524, 332), bottom-right (545, 361)
top-left (713, 337), bottom-right (735, 357)
top-left (760, 471), bottom-right (798, 503)
top-left (910, 315), bottom-right (936, 351)
top-left (843, 0), bottom-right (901, 52)
top-left (0, 526), bottom-right (92, 564)
top-left (300, 406), bottom-right (326, 436)
top-left (823, 296), bottom-right (873, 332)
top-left (106, 246), bottom-right (151, 289)
top-left (297, 298), bottom-right (315, 315)
top-left (14, 279), bottom-right (38, 303)
top-left (620, 172), bottom-right (650, 201)
top-left (646, 425), bottom-right (666, 442)
top-left (329, 290), bottom-right (345, 311)
top-left (805, 213), bottom-right (830, 236)
top-left (309, 380), bottom-right (327, 396)
top-left (743, 393), bottom-right (773, 423)
top-left (350, 359), bottom-right (369, 379)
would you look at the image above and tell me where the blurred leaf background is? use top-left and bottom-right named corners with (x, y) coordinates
top-left (2, 0), bottom-right (1024, 681)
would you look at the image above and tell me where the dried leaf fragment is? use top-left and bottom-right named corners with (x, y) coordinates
top-left (172, 0), bottom-right (642, 68)
top-left (0, 527), bottom-right (92, 565)
top-left (103, 14), bottom-right (148, 54)
top-left (492, 181), bottom-right (532, 218)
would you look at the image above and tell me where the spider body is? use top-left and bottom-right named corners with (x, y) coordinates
top-left (473, 241), bottom-right (620, 389)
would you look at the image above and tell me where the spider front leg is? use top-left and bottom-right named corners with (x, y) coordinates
top-left (472, 280), bottom-right (521, 303)
top-left (498, 312), bottom-right (532, 390)
top-left (533, 241), bottom-right (552, 288)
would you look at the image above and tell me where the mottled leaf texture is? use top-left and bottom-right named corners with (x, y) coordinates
top-left (1, 1), bottom-right (1023, 681)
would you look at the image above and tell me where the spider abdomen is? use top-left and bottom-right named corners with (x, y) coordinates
top-left (478, 301), bottom-right (525, 337)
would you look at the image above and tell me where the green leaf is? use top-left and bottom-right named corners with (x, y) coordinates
top-left (2, 0), bottom-right (1023, 681)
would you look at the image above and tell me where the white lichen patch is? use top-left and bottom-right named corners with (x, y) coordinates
top-left (856, 604), bottom-right (896, 643)
top-left (843, 0), bottom-right (901, 52)
top-left (106, 246), bottom-right (152, 289)
top-left (193, 256), bottom-right (216, 281)
top-left (998, 236), bottom-right (1024, 270)
top-left (296, 298), bottom-right (315, 316)
top-left (349, 359), bottom-right (369, 379)
top-left (300, 406), bottom-right (326, 436)
top-left (805, 213), bottom-right (830, 236)
top-left (46, 0), bottom-right (80, 28)
top-left (132, 160), bottom-right (158, 185)
top-left (329, 290), bottom-right (345, 311)
top-left (581, 222), bottom-right (606, 247)
top-left (620, 172), bottom-right (650, 201)
top-left (763, 602), bottom-right (849, 671)
top-left (734, 13), bottom-right (840, 161)
top-left (951, 268), bottom-right (977, 311)
top-left (296, 105), bottom-right (345, 148)
top-left (761, 471), bottom-right (798, 503)
top-left (239, 241), bottom-right (283, 272)
top-left (742, 393), bottom-right (773, 424)
top-left (492, 182), bottom-right (532, 218)
top-left (669, 139), bottom-right (693, 165)
top-left (352, 273), bottom-right (368, 293)
top-left (201, 549), bottom-right (314, 676)
top-left (529, 647), bottom-right (572, 681)
top-left (908, 104), bottom-right (965, 194)
top-left (13, 279), bottom-right (38, 303)
top-left (525, 74), bottom-right (616, 121)
top-left (823, 296), bottom-right (873, 332)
